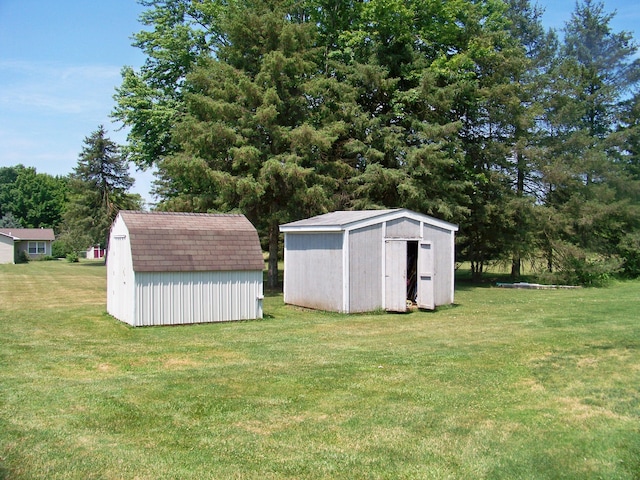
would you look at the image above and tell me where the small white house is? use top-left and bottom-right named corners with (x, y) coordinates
top-left (107, 211), bottom-right (265, 326)
top-left (86, 245), bottom-right (105, 259)
top-left (0, 228), bottom-right (55, 264)
top-left (280, 209), bottom-right (458, 313)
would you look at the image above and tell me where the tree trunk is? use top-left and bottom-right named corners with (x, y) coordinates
top-left (512, 146), bottom-right (525, 280)
top-left (267, 223), bottom-right (279, 289)
top-left (511, 257), bottom-right (521, 279)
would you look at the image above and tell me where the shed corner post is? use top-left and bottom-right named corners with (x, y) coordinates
top-left (342, 230), bottom-right (349, 313)
top-left (380, 221), bottom-right (386, 308)
top-left (282, 232), bottom-right (288, 303)
top-left (450, 229), bottom-right (456, 303)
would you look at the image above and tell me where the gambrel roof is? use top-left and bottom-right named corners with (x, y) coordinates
top-left (280, 209), bottom-right (458, 233)
top-left (115, 211), bottom-right (264, 273)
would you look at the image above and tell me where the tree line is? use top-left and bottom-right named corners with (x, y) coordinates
top-left (4, 0), bottom-right (638, 286)
top-left (112, 0), bottom-right (640, 287)
top-left (0, 127), bottom-right (142, 257)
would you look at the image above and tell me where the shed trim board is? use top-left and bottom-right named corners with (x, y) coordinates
top-left (342, 231), bottom-right (349, 313)
top-left (281, 209), bottom-right (458, 313)
top-left (280, 209), bottom-right (457, 234)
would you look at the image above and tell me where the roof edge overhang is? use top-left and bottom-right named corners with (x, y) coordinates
top-left (280, 209), bottom-right (458, 234)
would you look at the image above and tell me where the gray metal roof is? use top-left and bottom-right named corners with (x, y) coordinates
top-left (280, 209), bottom-right (458, 233)
top-left (281, 209), bottom-right (400, 229)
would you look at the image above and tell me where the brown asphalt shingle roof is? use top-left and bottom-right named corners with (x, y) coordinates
top-left (0, 228), bottom-right (55, 241)
top-left (117, 211), bottom-right (265, 273)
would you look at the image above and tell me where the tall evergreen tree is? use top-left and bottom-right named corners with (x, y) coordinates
top-left (500, 0), bottom-right (557, 277)
top-left (541, 0), bottom-right (640, 279)
top-left (156, 0), bottom-right (347, 288)
top-left (62, 126), bottom-right (140, 251)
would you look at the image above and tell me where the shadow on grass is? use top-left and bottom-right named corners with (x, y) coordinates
top-left (0, 464), bottom-right (10, 480)
top-left (76, 261), bottom-right (106, 267)
top-left (455, 269), bottom-right (539, 291)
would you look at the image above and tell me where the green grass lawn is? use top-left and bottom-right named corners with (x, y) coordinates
top-left (1, 260), bottom-right (638, 479)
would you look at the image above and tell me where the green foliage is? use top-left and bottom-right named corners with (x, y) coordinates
top-left (543, 240), bottom-right (622, 287)
top-left (111, 0), bottom-right (222, 168)
top-left (61, 126), bottom-right (140, 251)
top-left (15, 250), bottom-right (29, 264)
top-left (154, 1), bottom-right (349, 287)
top-left (113, 0), bottom-right (640, 285)
top-left (0, 212), bottom-right (20, 228)
top-left (51, 240), bottom-right (73, 259)
top-left (0, 165), bottom-right (68, 229)
top-left (618, 231), bottom-right (640, 278)
top-left (65, 252), bottom-right (79, 263)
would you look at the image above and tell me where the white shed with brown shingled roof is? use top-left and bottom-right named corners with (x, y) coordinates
top-left (107, 211), bottom-right (264, 326)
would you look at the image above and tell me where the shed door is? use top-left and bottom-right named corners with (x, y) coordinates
top-left (416, 241), bottom-right (435, 310)
top-left (384, 240), bottom-right (406, 312)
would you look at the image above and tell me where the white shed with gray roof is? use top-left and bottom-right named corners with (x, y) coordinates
top-left (280, 209), bottom-right (458, 313)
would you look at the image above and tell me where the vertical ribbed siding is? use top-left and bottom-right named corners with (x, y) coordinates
top-left (282, 233), bottom-right (343, 311)
top-left (348, 224), bottom-right (383, 313)
top-left (423, 224), bottom-right (456, 306)
top-left (133, 270), bottom-right (263, 326)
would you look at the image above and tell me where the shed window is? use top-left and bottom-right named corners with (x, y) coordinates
top-left (28, 241), bottom-right (46, 255)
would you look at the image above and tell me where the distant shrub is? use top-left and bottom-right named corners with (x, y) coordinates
top-left (16, 251), bottom-right (29, 264)
top-left (618, 232), bottom-right (640, 278)
top-left (66, 252), bottom-right (79, 263)
top-left (52, 240), bottom-right (73, 259)
top-left (552, 256), bottom-right (622, 287)
top-left (545, 241), bottom-right (622, 287)
top-left (39, 255), bottom-right (57, 261)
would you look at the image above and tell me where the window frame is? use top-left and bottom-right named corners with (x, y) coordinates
top-left (28, 241), bottom-right (47, 255)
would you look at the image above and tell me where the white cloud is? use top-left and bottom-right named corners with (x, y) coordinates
top-left (0, 60), bottom-right (122, 115)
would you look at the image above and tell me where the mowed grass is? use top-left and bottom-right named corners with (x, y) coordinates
top-left (0, 261), bottom-right (638, 479)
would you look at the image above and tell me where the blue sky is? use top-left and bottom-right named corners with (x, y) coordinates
top-left (0, 0), bottom-right (638, 207)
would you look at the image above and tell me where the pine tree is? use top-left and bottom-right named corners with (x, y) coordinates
top-left (541, 0), bottom-right (640, 280)
top-left (155, 1), bottom-right (347, 288)
top-left (62, 126), bottom-right (140, 251)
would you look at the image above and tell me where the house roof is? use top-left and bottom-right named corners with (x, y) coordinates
top-left (280, 209), bottom-right (458, 233)
top-left (0, 228), bottom-right (55, 241)
top-left (116, 211), bottom-right (264, 273)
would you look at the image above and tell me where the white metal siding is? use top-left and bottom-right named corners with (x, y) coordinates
top-left (282, 210), bottom-right (457, 313)
top-left (348, 224), bottom-right (383, 312)
top-left (283, 233), bottom-right (343, 311)
top-left (0, 236), bottom-right (13, 264)
top-left (133, 270), bottom-right (263, 326)
top-left (107, 218), bottom-right (136, 325)
top-left (386, 218), bottom-right (420, 238)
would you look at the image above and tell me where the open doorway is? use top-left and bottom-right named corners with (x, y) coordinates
top-left (407, 241), bottom-right (418, 305)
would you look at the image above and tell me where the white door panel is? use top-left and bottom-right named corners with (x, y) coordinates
top-left (417, 242), bottom-right (435, 310)
top-left (385, 240), bottom-right (406, 312)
